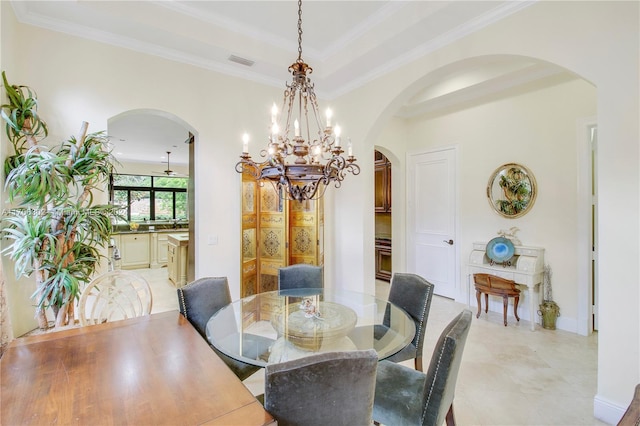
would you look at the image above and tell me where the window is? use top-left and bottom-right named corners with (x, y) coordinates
top-left (110, 174), bottom-right (188, 222)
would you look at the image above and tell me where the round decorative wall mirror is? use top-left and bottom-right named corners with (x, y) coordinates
top-left (487, 163), bottom-right (537, 218)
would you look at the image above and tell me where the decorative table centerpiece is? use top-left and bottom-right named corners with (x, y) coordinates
top-left (271, 298), bottom-right (357, 351)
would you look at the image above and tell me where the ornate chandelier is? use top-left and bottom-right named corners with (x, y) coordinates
top-left (235, 0), bottom-right (359, 202)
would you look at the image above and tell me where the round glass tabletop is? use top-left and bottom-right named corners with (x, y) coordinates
top-left (206, 288), bottom-right (416, 367)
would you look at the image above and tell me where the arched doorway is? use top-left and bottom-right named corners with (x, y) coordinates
top-left (107, 109), bottom-right (197, 308)
top-left (367, 55), bottom-right (596, 335)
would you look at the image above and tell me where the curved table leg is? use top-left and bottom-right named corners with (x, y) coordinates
top-left (476, 289), bottom-right (482, 318)
top-left (502, 296), bottom-right (508, 326)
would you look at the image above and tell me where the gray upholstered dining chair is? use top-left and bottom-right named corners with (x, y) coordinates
top-left (277, 263), bottom-right (323, 291)
top-left (349, 272), bottom-right (434, 371)
top-left (264, 349), bottom-right (378, 426)
top-left (384, 272), bottom-right (435, 371)
top-left (373, 309), bottom-right (473, 426)
top-left (177, 276), bottom-right (265, 381)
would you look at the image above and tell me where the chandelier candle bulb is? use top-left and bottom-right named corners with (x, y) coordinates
top-left (334, 125), bottom-right (341, 147)
top-left (348, 141), bottom-right (353, 157)
top-left (326, 108), bottom-right (332, 127)
top-left (271, 103), bottom-right (278, 124)
top-left (242, 133), bottom-right (249, 153)
top-left (294, 119), bottom-right (300, 137)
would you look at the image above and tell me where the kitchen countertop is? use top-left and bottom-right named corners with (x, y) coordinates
top-left (168, 233), bottom-right (189, 245)
top-left (113, 229), bottom-right (189, 235)
top-left (168, 233), bottom-right (189, 240)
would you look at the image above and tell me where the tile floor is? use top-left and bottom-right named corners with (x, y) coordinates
top-left (139, 268), bottom-right (606, 426)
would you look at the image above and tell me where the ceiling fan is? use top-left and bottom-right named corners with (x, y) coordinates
top-left (153, 151), bottom-right (183, 176)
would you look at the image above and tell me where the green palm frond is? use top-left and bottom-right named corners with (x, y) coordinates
top-left (31, 241), bottom-right (101, 308)
top-left (1, 212), bottom-right (59, 278)
top-left (1, 71), bottom-right (48, 148)
top-left (55, 203), bottom-right (116, 246)
top-left (35, 269), bottom-right (80, 308)
top-left (4, 153), bottom-right (24, 177)
top-left (5, 146), bottom-right (72, 207)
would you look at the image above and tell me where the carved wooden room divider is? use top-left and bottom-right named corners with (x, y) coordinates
top-left (241, 174), bottom-right (324, 298)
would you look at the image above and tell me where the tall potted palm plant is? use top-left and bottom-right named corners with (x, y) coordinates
top-left (1, 71), bottom-right (117, 329)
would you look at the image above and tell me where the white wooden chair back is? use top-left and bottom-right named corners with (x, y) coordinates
top-left (79, 270), bottom-right (152, 326)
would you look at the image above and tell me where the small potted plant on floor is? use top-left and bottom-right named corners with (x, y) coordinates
top-left (538, 264), bottom-right (560, 329)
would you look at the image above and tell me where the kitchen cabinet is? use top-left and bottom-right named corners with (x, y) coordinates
top-left (168, 233), bottom-right (189, 287)
top-left (111, 230), bottom-right (186, 271)
top-left (375, 238), bottom-right (392, 282)
top-left (375, 151), bottom-right (391, 213)
top-left (120, 233), bottom-right (150, 269)
top-left (150, 232), bottom-right (170, 268)
top-left (157, 233), bottom-right (169, 265)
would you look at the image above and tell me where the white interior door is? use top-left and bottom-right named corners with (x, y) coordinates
top-left (407, 148), bottom-right (457, 299)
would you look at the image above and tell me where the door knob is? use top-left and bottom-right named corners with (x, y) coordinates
top-left (443, 239), bottom-right (454, 245)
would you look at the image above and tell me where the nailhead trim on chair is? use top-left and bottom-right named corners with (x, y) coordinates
top-left (422, 332), bottom-right (447, 424)
top-left (178, 287), bottom-right (188, 320)
top-left (414, 285), bottom-right (433, 355)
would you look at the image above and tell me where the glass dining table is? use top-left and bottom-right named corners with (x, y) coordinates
top-left (206, 288), bottom-right (416, 367)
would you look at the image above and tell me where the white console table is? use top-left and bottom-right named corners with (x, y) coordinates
top-left (468, 242), bottom-right (544, 331)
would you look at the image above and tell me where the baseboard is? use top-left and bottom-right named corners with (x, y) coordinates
top-left (469, 297), bottom-right (581, 333)
top-left (555, 315), bottom-right (577, 333)
top-left (594, 394), bottom-right (626, 425)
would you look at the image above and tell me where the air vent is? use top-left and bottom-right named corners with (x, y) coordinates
top-left (228, 55), bottom-right (255, 67)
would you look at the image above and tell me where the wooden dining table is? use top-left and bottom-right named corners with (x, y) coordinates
top-left (0, 310), bottom-right (275, 425)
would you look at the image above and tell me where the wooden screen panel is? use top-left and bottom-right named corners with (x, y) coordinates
top-left (259, 184), bottom-right (286, 292)
top-left (241, 178), bottom-right (258, 297)
top-left (240, 176), bottom-right (323, 300)
top-left (289, 198), bottom-right (322, 266)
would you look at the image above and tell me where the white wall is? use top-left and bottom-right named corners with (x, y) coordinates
top-left (1, 2), bottom-right (43, 338)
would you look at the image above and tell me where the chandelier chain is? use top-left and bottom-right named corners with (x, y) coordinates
top-left (297, 0), bottom-right (303, 62)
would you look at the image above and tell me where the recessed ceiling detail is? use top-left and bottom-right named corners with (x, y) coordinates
top-left (10, 0), bottom-right (537, 99)
top-left (10, 1), bottom-right (574, 163)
